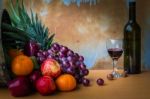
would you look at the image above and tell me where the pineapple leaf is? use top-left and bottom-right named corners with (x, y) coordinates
top-left (8, 0), bottom-right (20, 26)
top-left (44, 27), bottom-right (49, 38)
top-left (46, 34), bottom-right (55, 50)
top-left (21, 0), bottom-right (31, 26)
top-left (3, 32), bottom-right (28, 42)
top-left (17, 0), bottom-right (30, 30)
top-left (15, 0), bottom-right (19, 15)
top-left (2, 23), bottom-right (30, 40)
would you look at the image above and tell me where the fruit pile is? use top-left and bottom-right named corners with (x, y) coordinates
top-left (2, 0), bottom-right (90, 97)
top-left (8, 50), bottom-right (87, 97)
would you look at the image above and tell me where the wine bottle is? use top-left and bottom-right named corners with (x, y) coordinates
top-left (124, 1), bottom-right (141, 74)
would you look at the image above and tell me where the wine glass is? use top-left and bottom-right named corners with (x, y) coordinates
top-left (106, 39), bottom-right (123, 78)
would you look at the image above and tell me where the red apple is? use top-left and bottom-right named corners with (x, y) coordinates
top-left (36, 76), bottom-right (56, 96)
top-left (41, 58), bottom-right (61, 78)
top-left (8, 76), bottom-right (31, 97)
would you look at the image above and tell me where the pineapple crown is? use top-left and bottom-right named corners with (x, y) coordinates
top-left (6, 0), bottom-right (54, 50)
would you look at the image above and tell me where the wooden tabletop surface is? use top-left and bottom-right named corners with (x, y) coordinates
top-left (0, 70), bottom-right (150, 99)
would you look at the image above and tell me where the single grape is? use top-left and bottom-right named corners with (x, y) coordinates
top-left (52, 43), bottom-right (60, 49)
top-left (79, 56), bottom-right (84, 62)
top-left (66, 68), bottom-right (75, 75)
top-left (69, 61), bottom-right (75, 67)
top-left (79, 63), bottom-right (86, 69)
top-left (42, 51), bottom-right (49, 57)
top-left (61, 57), bottom-right (67, 62)
top-left (107, 74), bottom-right (114, 80)
top-left (37, 52), bottom-right (43, 57)
top-left (58, 52), bottom-right (66, 58)
top-left (67, 50), bottom-right (74, 56)
top-left (60, 46), bottom-right (68, 53)
top-left (79, 70), bottom-right (85, 77)
top-left (67, 56), bottom-right (73, 61)
top-left (51, 47), bottom-right (58, 53)
top-left (62, 61), bottom-right (69, 67)
top-left (50, 46), bottom-right (55, 50)
top-left (75, 61), bottom-right (81, 66)
top-left (122, 71), bottom-right (128, 77)
top-left (74, 53), bottom-right (79, 58)
top-left (97, 78), bottom-right (104, 86)
top-left (82, 78), bottom-right (90, 86)
top-left (47, 49), bottom-right (53, 54)
top-left (74, 57), bottom-right (78, 62)
top-left (39, 57), bottom-right (45, 63)
top-left (83, 69), bottom-right (89, 76)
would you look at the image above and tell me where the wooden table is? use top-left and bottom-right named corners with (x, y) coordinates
top-left (0, 70), bottom-right (150, 99)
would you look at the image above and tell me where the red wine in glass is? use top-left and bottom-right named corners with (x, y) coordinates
top-left (108, 48), bottom-right (123, 60)
top-left (106, 39), bottom-right (123, 78)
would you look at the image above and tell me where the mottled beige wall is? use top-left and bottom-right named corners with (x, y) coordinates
top-left (4, 0), bottom-right (149, 69)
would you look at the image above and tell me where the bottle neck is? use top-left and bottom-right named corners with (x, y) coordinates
top-left (129, 2), bottom-right (136, 22)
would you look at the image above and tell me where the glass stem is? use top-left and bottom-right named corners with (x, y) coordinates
top-left (112, 59), bottom-right (117, 72)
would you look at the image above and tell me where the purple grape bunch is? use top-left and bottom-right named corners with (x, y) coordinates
top-left (36, 43), bottom-right (89, 83)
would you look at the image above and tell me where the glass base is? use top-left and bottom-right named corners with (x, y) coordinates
top-left (112, 71), bottom-right (123, 78)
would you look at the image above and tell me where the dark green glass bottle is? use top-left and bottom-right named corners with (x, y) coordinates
top-left (124, 1), bottom-right (141, 74)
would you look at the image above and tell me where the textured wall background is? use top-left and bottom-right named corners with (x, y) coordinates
top-left (3, 0), bottom-right (150, 69)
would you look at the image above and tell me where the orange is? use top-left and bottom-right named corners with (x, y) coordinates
top-left (11, 55), bottom-right (34, 76)
top-left (55, 74), bottom-right (77, 91)
top-left (8, 49), bottom-right (24, 59)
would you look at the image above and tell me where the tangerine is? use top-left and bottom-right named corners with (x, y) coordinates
top-left (55, 74), bottom-right (77, 91)
top-left (11, 55), bottom-right (34, 76)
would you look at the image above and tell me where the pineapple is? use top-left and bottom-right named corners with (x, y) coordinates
top-left (2, 0), bottom-right (54, 52)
